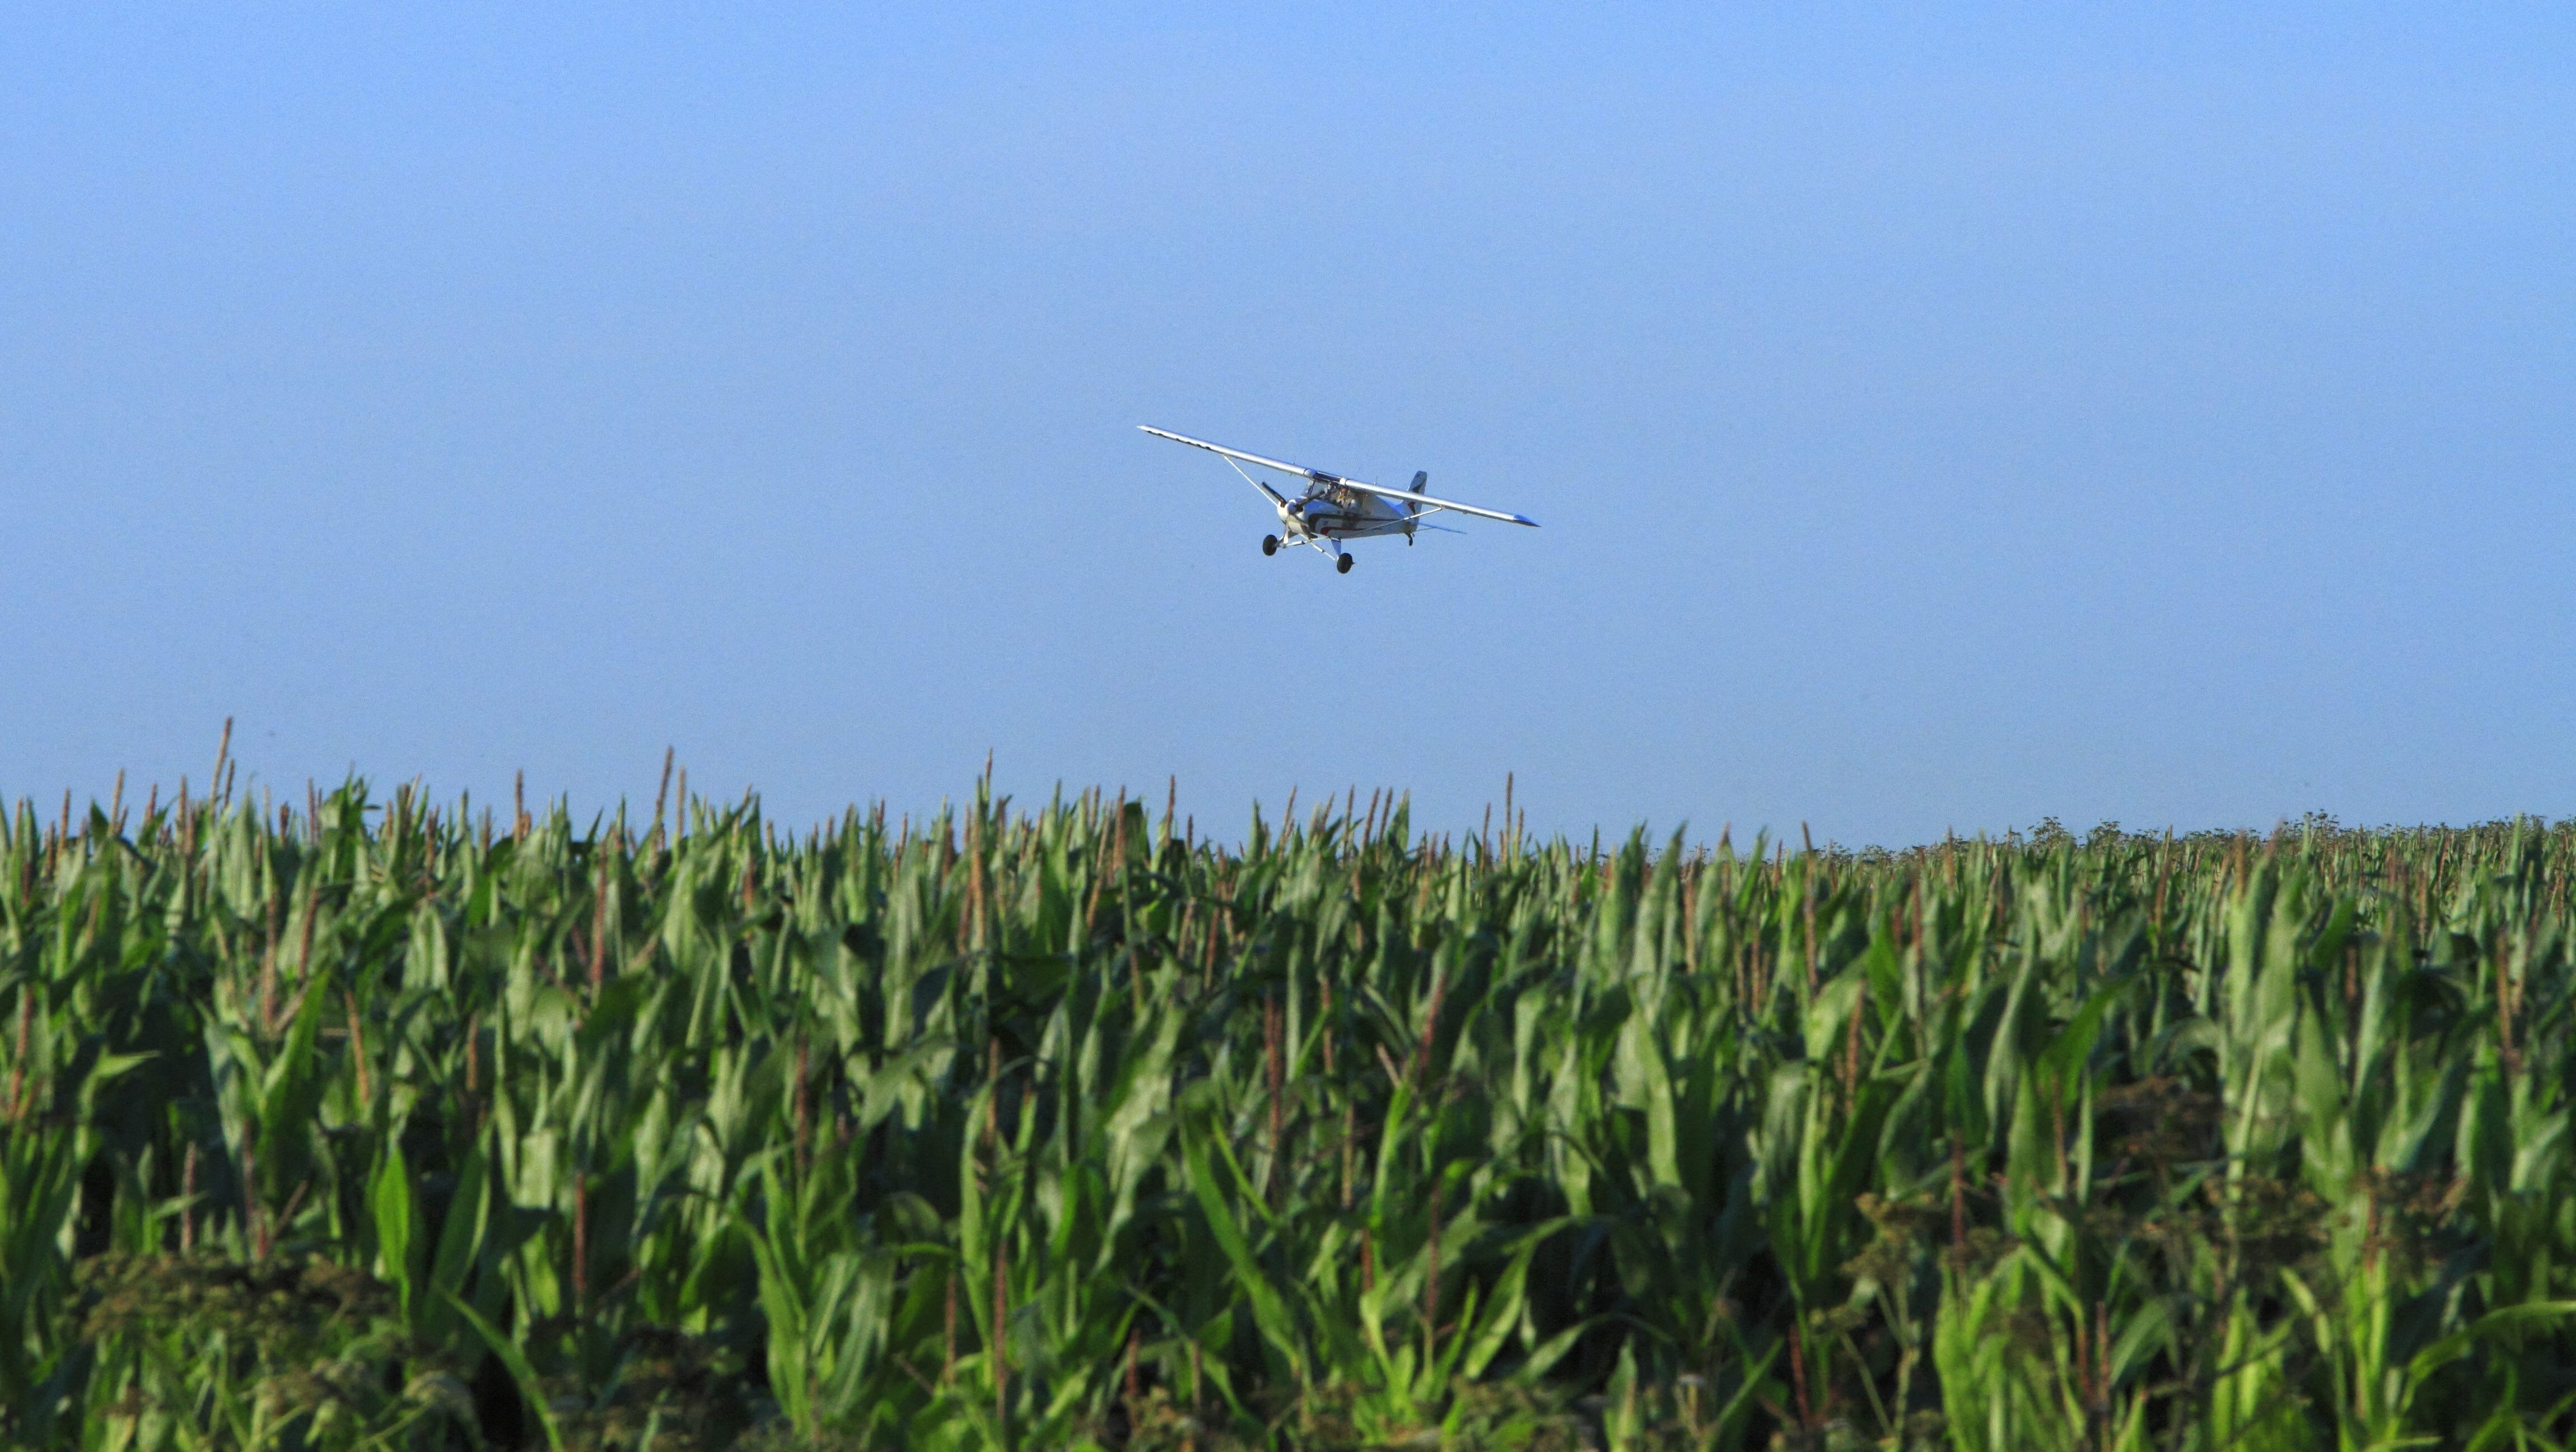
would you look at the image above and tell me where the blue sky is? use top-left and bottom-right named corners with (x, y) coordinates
top-left (4, 5), bottom-right (2570, 847)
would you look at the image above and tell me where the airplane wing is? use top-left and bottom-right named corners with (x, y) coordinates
top-left (1138, 426), bottom-right (1539, 527)
top-left (1333, 476), bottom-right (1539, 527)
top-left (1139, 426), bottom-right (1324, 483)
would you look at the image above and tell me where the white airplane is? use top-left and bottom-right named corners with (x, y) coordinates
top-left (1141, 425), bottom-right (1539, 574)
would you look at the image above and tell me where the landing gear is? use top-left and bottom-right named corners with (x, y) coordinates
top-left (1336, 553), bottom-right (1354, 575)
top-left (1261, 534), bottom-right (1280, 556)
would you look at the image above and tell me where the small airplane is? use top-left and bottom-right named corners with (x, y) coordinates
top-left (1141, 426), bottom-right (1538, 574)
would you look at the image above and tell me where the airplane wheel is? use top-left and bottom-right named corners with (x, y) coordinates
top-left (1262, 534), bottom-right (1278, 556)
top-left (1336, 553), bottom-right (1354, 574)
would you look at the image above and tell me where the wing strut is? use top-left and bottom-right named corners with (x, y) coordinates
top-left (1221, 454), bottom-right (1290, 509)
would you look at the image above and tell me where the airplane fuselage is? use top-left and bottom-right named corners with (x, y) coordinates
top-left (1283, 486), bottom-right (1415, 541)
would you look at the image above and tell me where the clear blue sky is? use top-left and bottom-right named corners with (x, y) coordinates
top-left (4, 5), bottom-right (2570, 848)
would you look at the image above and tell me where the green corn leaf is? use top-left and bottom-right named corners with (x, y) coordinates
top-left (370, 1138), bottom-right (415, 1314)
top-left (1182, 1125), bottom-right (1305, 1383)
top-left (443, 1289), bottom-right (564, 1452)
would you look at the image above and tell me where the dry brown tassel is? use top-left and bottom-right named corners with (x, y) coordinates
top-left (1841, 974), bottom-right (1866, 1098)
top-left (211, 718), bottom-right (234, 807)
top-left (1081, 838), bottom-right (1107, 939)
top-left (572, 1176), bottom-right (589, 1313)
top-left (344, 989), bottom-right (370, 1107)
top-left (181, 1143), bottom-right (198, 1252)
top-left (1410, 966), bottom-right (1446, 1087)
top-left (1950, 1139), bottom-right (1969, 1253)
top-left (2093, 1300), bottom-right (2111, 1413)
top-left (2498, 947), bottom-right (2521, 1084)
top-left (2071, 1308), bottom-right (2091, 1422)
top-left (794, 1034), bottom-right (813, 1175)
top-left (2052, 1090), bottom-right (2072, 1191)
top-left (653, 747), bottom-right (674, 843)
top-left (260, 881), bottom-right (282, 1036)
top-left (1788, 1319), bottom-right (1815, 1428)
top-left (1202, 901), bottom-right (1221, 988)
top-left (1319, 979), bottom-right (1335, 1076)
top-left (993, 1238), bottom-right (1010, 1425)
top-left (1340, 1099), bottom-right (1357, 1211)
top-left (1803, 883), bottom-right (1820, 1002)
top-left (986, 1038), bottom-right (1002, 1145)
top-left (244, 1127), bottom-right (266, 1260)
top-left (295, 878), bottom-right (320, 979)
top-left (943, 1269), bottom-right (959, 1384)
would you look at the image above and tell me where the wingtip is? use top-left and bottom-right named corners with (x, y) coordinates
top-left (1516, 515), bottom-right (1541, 527)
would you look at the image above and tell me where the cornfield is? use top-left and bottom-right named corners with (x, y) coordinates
top-left (5, 762), bottom-right (2575, 1450)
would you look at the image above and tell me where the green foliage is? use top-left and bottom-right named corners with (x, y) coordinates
top-left (4, 779), bottom-right (2576, 1450)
